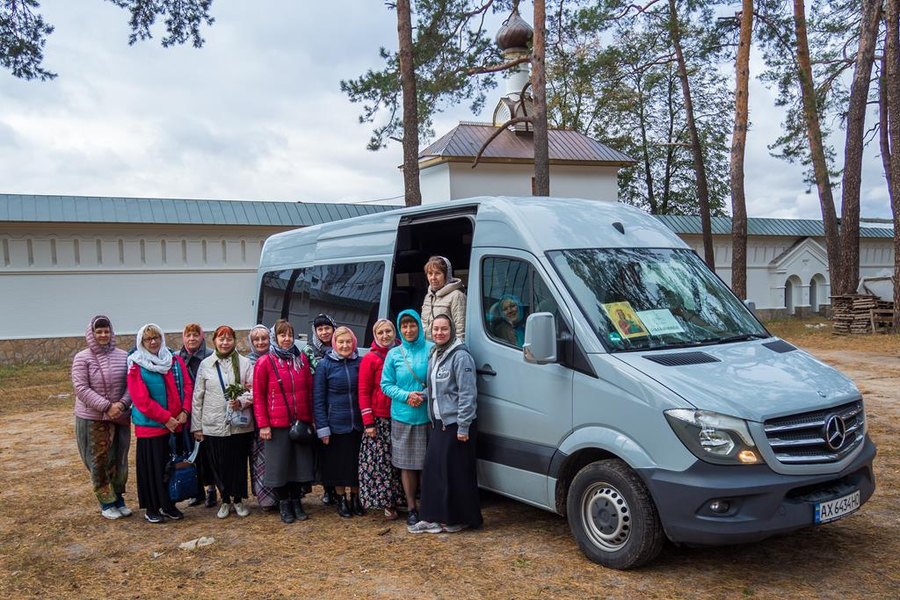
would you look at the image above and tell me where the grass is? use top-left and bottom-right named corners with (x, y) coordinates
top-left (0, 362), bottom-right (73, 415)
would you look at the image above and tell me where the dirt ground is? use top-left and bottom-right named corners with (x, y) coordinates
top-left (1, 322), bottom-right (898, 599)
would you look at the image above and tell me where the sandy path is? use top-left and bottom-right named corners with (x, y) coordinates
top-left (0, 348), bottom-right (898, 599)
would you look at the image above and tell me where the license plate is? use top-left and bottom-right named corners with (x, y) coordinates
top-left (815, 490), bottom-right (860, 524)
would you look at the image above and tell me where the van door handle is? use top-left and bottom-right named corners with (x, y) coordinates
top-left (477, 364), bottom-right (497, 377)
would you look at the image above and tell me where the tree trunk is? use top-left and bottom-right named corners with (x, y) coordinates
top-left (837, 0), bottom-right (882, 295)
top-left (397, 0), bottom-right (422, 206)
top-left (532, 0), bottom-right (550, 196)
top-left (880, 54), bottom-right (893, 199)
top-left (730, 0), bottom-right (753, 300)
top-left (669, 0), bottom-right (715, 270)
top-left (793, 0), bottom-right (841, 294)
top-left (885, 0), bottom-right (900, 330)
top-left (637, 79), bottom-right (658, 214)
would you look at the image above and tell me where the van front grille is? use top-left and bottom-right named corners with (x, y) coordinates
top-left (763, 400), bottom-right (865, 465)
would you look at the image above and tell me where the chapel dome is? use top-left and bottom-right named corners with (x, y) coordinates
top-left (495, 8), bottom-right (533, 52)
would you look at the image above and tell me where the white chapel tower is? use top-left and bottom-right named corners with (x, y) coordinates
top-left (416, 7), bottom-right (635, 203)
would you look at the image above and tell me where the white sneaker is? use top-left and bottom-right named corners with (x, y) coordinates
top-left (217, 503), bottom-right (231, 519)
top-left (117, 505), bottom-right (133, 517)
top-left (233, 502), bottom-right (250, 517)
top-left (101, 506), bottom-right (122, 520)
top-left (407, 520), bottom-right (442, 534)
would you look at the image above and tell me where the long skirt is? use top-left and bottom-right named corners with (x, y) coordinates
top-left (419, 420), bottom-right (483, 528)
top-left (391, 420), bottom-right (429, 470)
top-left (358, 417), bottom-right (404, 509)
top-left (319, 431), bottom-right (362, 487)
top-left (264, 427), bottom-right (315, 489)
top-left (75, 417), bottom-right (130, 506)
top-left (250, 434), bottom-right (277, 507)
top-left (136, 435), bottom-right (176, 514)
top-left (204, 432), bottom-right (252, 501)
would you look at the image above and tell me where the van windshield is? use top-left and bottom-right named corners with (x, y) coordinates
top-left (548, 248), bottom-right (768, 352)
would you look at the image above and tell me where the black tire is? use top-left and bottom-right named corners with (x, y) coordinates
top-left (566, 459), bottom-right (665, 569)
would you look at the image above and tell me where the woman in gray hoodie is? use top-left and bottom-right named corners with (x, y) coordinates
top-left (408, 313), bottom-right (483, 534)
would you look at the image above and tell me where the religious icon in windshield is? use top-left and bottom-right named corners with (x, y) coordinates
top-left (602, 302), bottom-right (648, 339)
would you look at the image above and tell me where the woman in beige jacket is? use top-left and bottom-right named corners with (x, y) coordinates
top-left (191, 325), bottom-right (255, 518)
top-left (421, 256), bottom-right (467, 341)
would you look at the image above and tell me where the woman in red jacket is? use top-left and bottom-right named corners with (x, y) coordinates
top-left (126, 323), bottom-right (193, 524)
top-left (358, 318), bottom-right (404, 519)
top-left (253, 319), bottom-right (315, 524)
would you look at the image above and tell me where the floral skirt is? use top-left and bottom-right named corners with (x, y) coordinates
top-left (358, 417), bottom-right (404, 510)
top-left (250, 434), bottom-right (277, 508)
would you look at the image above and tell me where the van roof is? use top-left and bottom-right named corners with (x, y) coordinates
top-left (260, 197), bottom-right (688, 267)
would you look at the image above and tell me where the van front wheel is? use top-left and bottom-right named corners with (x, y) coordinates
top-left (566, 459), bottom-right (664, 569)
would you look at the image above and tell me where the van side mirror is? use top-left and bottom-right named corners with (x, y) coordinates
top-left (744, 299), bottom-right (756, 316)
top-left (523, 312), bottom-right (557, 364)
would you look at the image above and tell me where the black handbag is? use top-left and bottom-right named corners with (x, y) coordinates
top-left (268, 354), bottom-right (316, 445)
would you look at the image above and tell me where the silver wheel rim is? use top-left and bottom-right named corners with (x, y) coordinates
top-left (581, 482), bottom-right (631, 552)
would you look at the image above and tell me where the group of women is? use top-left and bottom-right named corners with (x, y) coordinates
top-left (71, 255), bottom-right (483, 534)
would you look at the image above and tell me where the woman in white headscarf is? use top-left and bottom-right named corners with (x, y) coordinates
top-left (126, 324), bottom-right (193, 524)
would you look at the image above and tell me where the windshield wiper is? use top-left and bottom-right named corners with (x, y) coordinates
top-left (705, 333), bottom-right (768, 345)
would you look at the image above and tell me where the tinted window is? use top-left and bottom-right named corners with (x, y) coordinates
top-left (482, 257), bottom-right (559, 348)
top-left (257, 268), bottom-right (309, 336)
top-left (308, 262), bottom-right (385, 347)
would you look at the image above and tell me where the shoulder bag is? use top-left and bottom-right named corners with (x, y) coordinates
top-left (268, 354), bottom-right (316, 444)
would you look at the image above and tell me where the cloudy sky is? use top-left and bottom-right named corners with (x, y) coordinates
top-left (0, 1), bottom-right (892, 219)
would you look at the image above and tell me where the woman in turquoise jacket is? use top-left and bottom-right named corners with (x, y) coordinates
top-left (380, 309), bottom-right (433, 526)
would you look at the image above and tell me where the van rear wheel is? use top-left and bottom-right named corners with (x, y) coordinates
top-left (566, 459), bottom-right (664, 569)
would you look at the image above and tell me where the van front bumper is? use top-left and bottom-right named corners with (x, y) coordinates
top-left (639, 436), bottom-right (876, 546)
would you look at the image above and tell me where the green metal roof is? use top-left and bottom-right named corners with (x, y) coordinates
top-left (654, 214), bottom-right (893, 239)
top-left (0, 193), bottom-right (396, 226)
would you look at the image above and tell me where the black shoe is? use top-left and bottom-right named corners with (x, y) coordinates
top-left (322, 486), bottom-right (336, 506)
top-left (337, 495), bottom-right (352, 518)
top-left (204, 487), bottom-right (217, 508)
top-left (406, 510), bottom-right (420, 526)
top-left (292, 499), bottom-right (309, 521)
top-left (350, 493), bottom-right (365, 516)
top-left (160, 507), bottom-right (184, 520)
top-left (145, 510), bottom-right (164, 524)
top-left (187, 496), bottom-right (204, 507)
top-left (279, 500), bottom-right (296, 524)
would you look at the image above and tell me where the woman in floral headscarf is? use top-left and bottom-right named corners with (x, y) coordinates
top-left (71, 315), bottom-right (132, 519)
top-left (191, 326), bottom-right (255, 519)
top-left (245, 324), bottom-right (277, 511)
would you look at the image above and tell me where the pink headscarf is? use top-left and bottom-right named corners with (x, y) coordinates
top-left (332, 326), bottom-right (358, 356)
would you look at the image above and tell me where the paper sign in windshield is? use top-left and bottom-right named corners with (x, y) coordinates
top-left (636, 309), bottom-right (685, 336)
top-left (602, 302), bottom-right (648, 338)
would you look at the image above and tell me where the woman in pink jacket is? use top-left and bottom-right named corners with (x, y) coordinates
top-left (253, 319), bottom-right (315, 524)
top-left (71, 315), bottom-right (132, 520)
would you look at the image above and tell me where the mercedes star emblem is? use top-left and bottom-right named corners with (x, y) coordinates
top-left (823, 415), bottom-right (847, 451)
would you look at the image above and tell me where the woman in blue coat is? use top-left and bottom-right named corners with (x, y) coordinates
top-left (313, 326), bottom-right (364, 518)
top-left (380, 309), bottom-right (433, 526)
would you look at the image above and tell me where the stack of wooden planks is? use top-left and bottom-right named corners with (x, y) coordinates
top-left (831, 294), bottom-right (895, 334)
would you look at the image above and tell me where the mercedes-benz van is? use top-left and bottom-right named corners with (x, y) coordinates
top-left (253, 197), bottom-right (876, 569)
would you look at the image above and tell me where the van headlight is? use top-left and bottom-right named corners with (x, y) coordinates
top-left (665, 409), bottom-right (763, 466)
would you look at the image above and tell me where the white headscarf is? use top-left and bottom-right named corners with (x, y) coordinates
top-left (128, 323), bottom-right (174, 373)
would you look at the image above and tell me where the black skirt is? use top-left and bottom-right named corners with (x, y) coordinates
top-left (136, 435), bottom-right (176, 513)
top-left (319, 431), bottom-right (362, 487)
top-left (204, 432), bottom-right (252, 501)
top-left (264, 427), bottom-right (315, 488)
top-left (420, 420), bottom-right (483, 528)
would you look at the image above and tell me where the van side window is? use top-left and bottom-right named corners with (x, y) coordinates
top-left (481, 257), bottom-right (559, 349)
top-left (308, 261), bottom-right (385, 347)
top-left (258, 268), bottom-right (309, 336)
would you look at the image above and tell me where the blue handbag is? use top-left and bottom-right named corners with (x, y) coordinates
top-left (166, 429), bottom-right (201, 503)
